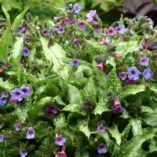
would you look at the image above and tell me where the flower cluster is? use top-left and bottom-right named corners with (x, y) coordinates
top-left (119, 56), bottom-right (153, 82)
top-left (1, 2), bottom-right (157, 157)
top-left (10, 85), bottom-right (32, 104)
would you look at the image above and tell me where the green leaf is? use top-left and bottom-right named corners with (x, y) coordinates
top-left (62, 104), bottom-right (85, 115)
top-left (9, 37), bottom-right (24, 63)
top-left (79, 121), bottom-right (90, 138)
top-left (75, 148), bottom-right (89, 157)
top-left (2, 5), bottom-right (10, 23)
top-left (45, 80), bottom-right (60, 97)
top-left (108, 124), bottom-right (121, 146)
top-left (141, 109), bottom-right (157, 127)
top-left (120, 84), bottom-right (145, 98)
top-left (40, 37), bottom-right (70, 79)
top-left (121, 122), bottom-right (132, 139)
top-left (0, 26), bottom-right (11, 59)
top-left (93, 95), bottom-right (110, 115)
top-left (131, 119), bottom-right (143, 136)
top-left (106, 56), bottom-right (116, 67)
top-left (15, 106), bottom-right (28, 123)
top-left (36, 97), bottom-right (52, 107)
top-left (53, 113), bottom-right (66, 128)
top-left (12, 7), bottom-right (28, 32)
top-left (149, 83), bottom-right (157, 94)
top-left (107, 68), bottom-right (122, 95)
top-left (116, 40), bottom-right (139, 59)
top-left (68, 84), bottom-right (82, 104)
top-left (0, 79), bottom-right (14, 91)
top-left (121, 128), bottom-right (157, 157)
top-left (82, 77), bottom-right (97, 101)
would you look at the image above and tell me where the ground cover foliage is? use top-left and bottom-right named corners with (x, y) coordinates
top-left (1, 2), bottom-right (157, 157)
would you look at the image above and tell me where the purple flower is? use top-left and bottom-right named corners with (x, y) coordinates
top-left (0, 135), bottom-right (4, 142)
top-left (55, 26), bottom-right (64, 34)
top-left (128, 66), bottom-right (141, 81)
top-left (70, 59), bottom-right (80, 66)
top-left (45, 105), bottom-right (58, 118)
top-left (97, 143), bottom-right (107, 154)
top-left (63, 17), bottom-right (72, 25)
top-left (115, 25), bottom-right (126, 35)
top-left (0, 96), bottom-right (7, 107)
top-left (113, 105), bottom-right (125, 114)
top-left (17, 26), bottom-right (25, 34)
top-left (103, 38), bottom-right (110, 45)
top-left (42, 28), bottom-right (50, 36)
top-left (77, 21), bottom-right (87, 30)
top-left (106, 27), bottom-right (116, 36)
top-left (143, 68), bottom-right (153, 80)
top-left (97, 124), bottom-right (106, 134)
top-left (21, 85), bottom-right (32, 98)
top-left (119, 72), bottom-right (127, 80)
top-left (1, 92), bottom-right (9, 98)
top-left (15, 123), bottom-right (22, 131)
top-left (10, 88), bottom-right (23, 102)
top-left (19, 149), bottom-right (28, 157)
top-left (73, 3), bottom-right (81, 14)
top-left (96, 28), bottom-right (102, 35)
top-left (86, 10), bottom-right (96, 22)
top-left (139, 57), bottom-right (150, 67)
top-left (55, 135), bottom-right (66, 146)
top-left (22, 47), bottom-right (30, 57)
top-left (26, 127), bottom-right (35, 139)
top-left (73, 38), bottom-right (81, 45)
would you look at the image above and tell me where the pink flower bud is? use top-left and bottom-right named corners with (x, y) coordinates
top-left (115, 53), bottom-right (121, 58)
top-left (96, 63), bottom-right (103, 70)
top-left (114, 100), bottom-right (120, 107)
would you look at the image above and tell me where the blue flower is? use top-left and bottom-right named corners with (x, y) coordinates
top-left (15, 123), bottom-right (22, 131)
top-left (0, 135), bottom-right (4, 142)
top-left (139, 57), bottom-right (150, 66)
top-left (22, 47), bottom-right (30, 57)
top-left (115, 25), bottom-right (126, 35)
top-left (26, 127), bottom-right (35, 139)
top-left (10, 88), bottom-right (23, 102)
top-left (19, 149), bottom-right (27, 157)
top-left (113, 105), bottom-right (125, 114)
top-left (17, 26), bottom-right (25, 34)
top-left (143, 68), bottom-right (153, 80)
top-left (21, 85), bottom-right (32, 98)
top-left (97, 143), bottom-right (107, 154)
top-left (0, 96), bottom-right (7, 107)
top-left (55, 25), bottom-right (64, 34)
top-left (73, 3), bottom-right (81, 14)
top-left (97, 124), bottom-right (106, 134)
top-left (128, 66), bottom-right (141, 80)
top-left (86, 10), bottom-right (96, 22)
top-left (70, 59), bottom-right (80, 66)
top-left (103, 38), bottom-right (110, 45)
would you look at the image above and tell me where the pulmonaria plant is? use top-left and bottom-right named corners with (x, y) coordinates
top-left (1, 2), bottom-right (157, 157)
